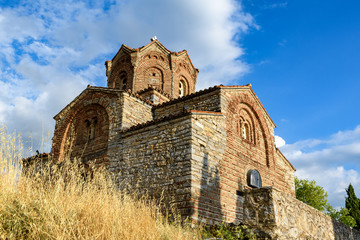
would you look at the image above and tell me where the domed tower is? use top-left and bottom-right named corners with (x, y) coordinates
top-left (105, 38), bottom-right (199, 103)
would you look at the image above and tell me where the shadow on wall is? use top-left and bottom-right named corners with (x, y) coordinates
top-left (332, 218), bottom-right (360, 240)
top-left (197, 146), bottom-right (223, 224)
top-left (235, 179), bottom-right (243, 224)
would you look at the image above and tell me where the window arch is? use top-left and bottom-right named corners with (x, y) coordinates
top-left (179, 78), bottom-right (188, 97)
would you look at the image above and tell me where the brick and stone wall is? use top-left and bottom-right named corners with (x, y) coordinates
top-left (153, 87), bottom-right (222, 119)
top-left (51, 88), bottom-right (123, 163)
top-left (220, 87), bottom-right (295, 197)
top-left (45, 39), bottom-right (358, 239)
top-left (51, 88), bottom-right (153, 163)
top-left (107, 114), bottom-right (194, 215)
top-left (189, 111), bottom-right (227, 224)
top-left (243, 187), bottom-right (360, 240)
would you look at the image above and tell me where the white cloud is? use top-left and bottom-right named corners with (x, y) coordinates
top-left (0, 0), bottom-right (256, 154)
top-left (278, 125), bottom-right (360, 208)
top-left (275, 135), bottom-right (286, 148)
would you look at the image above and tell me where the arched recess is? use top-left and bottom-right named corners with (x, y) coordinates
top-left (107, 53), bottom-right (133, 89)
top-left (237, 108), bottom-right (256, 145)
top-left (145, 67), bottom-right (164, 90)
top-left (59, 103), bottom-right (109, 163)
top-left (228, 100), bottom-right (274, 169)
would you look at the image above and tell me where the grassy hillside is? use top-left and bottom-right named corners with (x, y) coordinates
top-left (0, 126), bottom-right (200, 239)
top-left (0, 126), bottom-right (256, 240)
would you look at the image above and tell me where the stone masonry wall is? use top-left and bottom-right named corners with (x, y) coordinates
top-left (120, 92), bottom-right (153, 130)
top-left (243, 187), bottom-right (360, 240)
top-left (107, 114), bottom-right (194, 216)
top-left (189, 112), bottom-right (227, 224)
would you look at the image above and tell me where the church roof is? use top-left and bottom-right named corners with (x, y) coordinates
top-left (120, 110), bottom-right (222, 134)
top-left (153, 84), bottom-right (276, 128)
top-left (53, 86), bottom-right (153, 121)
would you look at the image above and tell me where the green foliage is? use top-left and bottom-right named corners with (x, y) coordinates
top-left (295, 178), bottom-right (360, 228)
top-left (326, 205), bottom-right (357, 228)
top-left (202, 223), bottom-right (257, 240)
top-left (345, 184), bottom-right (360, 230)
top-left (295, 177), bottom-right (330, 212)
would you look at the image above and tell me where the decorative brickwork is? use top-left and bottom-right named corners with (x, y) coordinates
top-left (105, 40), bottom-right (198, 99)
top-left (51, 87), bottom-right (153, 163)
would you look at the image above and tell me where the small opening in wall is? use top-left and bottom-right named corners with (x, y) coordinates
top-left (236, 190), bottom-right (244, 196)
top-left (179, 81), bottom-right (184, 97)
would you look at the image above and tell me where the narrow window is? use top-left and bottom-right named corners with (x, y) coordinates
top-left (242, 123), bottom-right (249, 140)
top-left (89, 118), bottom-right (97, 140)
top-left (86, 118), bottom-right (97, 141)
top-left (119, 72), bottom-right (127, 90)
top-left (85, 120), bottom-right (91, 141)
top-left (179, 81), bottom-right (184, 97)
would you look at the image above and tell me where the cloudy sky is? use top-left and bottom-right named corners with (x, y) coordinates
top-left (1, 0), bottom-right (359, 208)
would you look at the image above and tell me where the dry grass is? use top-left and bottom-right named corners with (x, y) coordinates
top-left (0, 126), bottom-right (200, 240)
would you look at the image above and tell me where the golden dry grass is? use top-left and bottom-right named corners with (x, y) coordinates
top-left (0, 126), bottom-right (200, 240)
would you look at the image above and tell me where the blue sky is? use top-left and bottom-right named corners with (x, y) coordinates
top-left (0, 0), bottom-right (359, 208)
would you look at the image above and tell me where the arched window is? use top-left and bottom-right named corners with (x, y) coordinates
top-left (119, 71), bottom-right (127, 90)
top-left (247, 170), bottom-right (262, 188)
top-left (179, 80), bottom-right (184, 97)
top-left (179, 78), bottom-right (188, 97)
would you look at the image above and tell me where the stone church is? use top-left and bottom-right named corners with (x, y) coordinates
top-left (50, 38), bottom-right (296, 224)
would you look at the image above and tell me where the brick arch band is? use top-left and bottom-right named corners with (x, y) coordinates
top-left (56, 103), bottom-right (110, 163)
top-left (226, 96), bottom-right (275, 169)
top-left (237, 107), bottom-right (256, 144)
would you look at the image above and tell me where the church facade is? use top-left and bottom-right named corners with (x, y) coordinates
top-left (50, 39), bottom-right (295, 224)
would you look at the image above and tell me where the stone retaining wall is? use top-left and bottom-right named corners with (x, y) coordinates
top-left (243, 187), bottom-right (360, 240)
